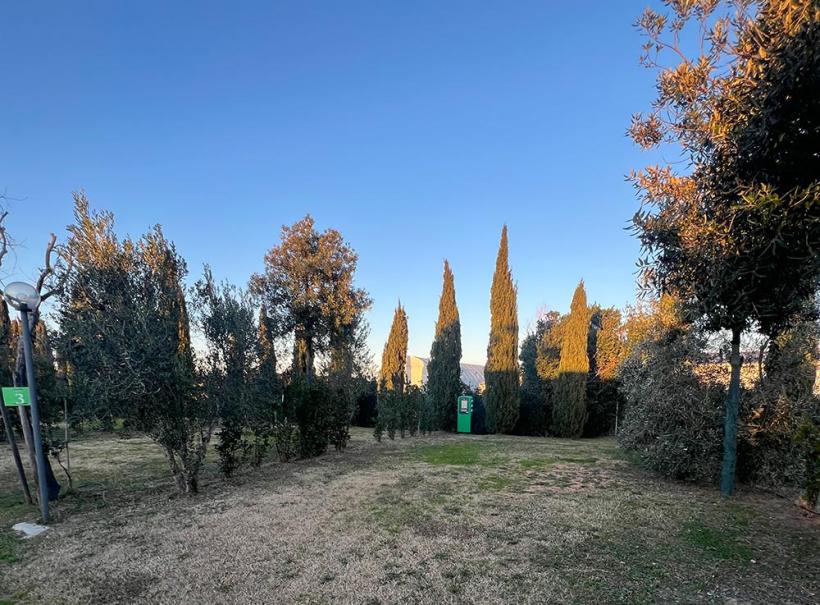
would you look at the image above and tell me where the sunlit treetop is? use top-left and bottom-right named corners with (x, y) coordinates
top-left (629, 0), bottom-right (820, 336)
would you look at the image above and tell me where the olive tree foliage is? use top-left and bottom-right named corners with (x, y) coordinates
top-left (130, 227), bottom-right (208, 495)
top-left (58, 195), bottom-right (210, 494)
top-left (740, 321), bottom-right (819, 501)
top-left (58, 194), bottom-right (142, 428)
top-left (629, 0), bottom-right (820, 495)
top-left (619, 326), bottom-right (727, 482)
top-left (33, 323), bottom-right (64, 432)
top-left (193, 267), bottom-right (261, 477)
top-left (255, 304), bottom-right (292, 462)
top-left (619, 306), bottom-right (819, 500)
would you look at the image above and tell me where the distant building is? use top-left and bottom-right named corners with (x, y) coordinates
top-left (406, 355), bottom-right (485, 392)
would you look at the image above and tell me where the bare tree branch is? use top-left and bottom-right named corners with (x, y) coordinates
top-left (33, 232), bottom-right (74, 305)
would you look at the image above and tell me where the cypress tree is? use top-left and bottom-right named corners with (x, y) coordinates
top-left (247, 304), bottom-right (280, 464)
top-left (552, 280), bottom-right (589, 437)
top-left (376, 303), bottom-right (408, 440)
top-left (379, 303), bottom-right (408, 393)
top-left (427, 260), bottom-right (462, 432)
top-left (257, 305), bottom-right (279, 399)
top-left (484, 225), bottom-right (520, 434)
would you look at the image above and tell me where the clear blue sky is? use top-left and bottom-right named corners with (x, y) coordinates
top-left (1, 1), bottom-right (662, 364)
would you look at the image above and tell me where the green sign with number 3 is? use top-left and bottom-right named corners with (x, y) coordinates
top-left (2, 387), bottom-right (31, 407)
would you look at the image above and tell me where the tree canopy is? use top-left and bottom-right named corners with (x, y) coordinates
top-left (251, 215), bottom-right (371, 382)
top-left (629, 0), bottom-right (820, 495)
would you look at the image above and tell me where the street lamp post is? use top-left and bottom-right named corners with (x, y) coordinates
top-left (4, 281), bottom-right (48, 523)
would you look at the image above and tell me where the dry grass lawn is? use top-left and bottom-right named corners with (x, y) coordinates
top-left (1, 428), bottom-right (818, 604)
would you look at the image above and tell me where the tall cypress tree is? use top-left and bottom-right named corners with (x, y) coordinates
top-left (552, 280), bottom-right (589, 437)
top-left (427, 260), bottom-right (462, 432)
top-left (379, 303), bottom-right (408, 393)
top-left (377, 303), bottom-right (408, 440)
top-left (484, 225), bottom-right (520, 434)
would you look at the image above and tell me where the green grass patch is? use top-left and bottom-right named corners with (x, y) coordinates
top-left (519, 457), bottom-right (557, 469)
top-left (680, 519), bottom-right (753, 561)
top-left (477, 475), bottom-right (514, 491)
top-left (414, 442), bottom-right (504, 467)
top-left (0, 493), bottom-right (34, 526)
top-left (0, 531), bottom-right (20, 564)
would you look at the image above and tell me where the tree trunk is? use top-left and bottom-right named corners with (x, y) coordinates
top-left (18, 405), bottom-right (39, 487)
top-left (163, 446), bottom-right (186, 494)
top-left (184, 472), bottom-right (198, 494)
top-left (305, 338), bottom-right (315, 385)
top-left (757, 337), bottom-right (768, 383)
top-left (720, 326), bottom-right (743, 497)
top-left (164, 445), bottom-right (202, 495)
top-left (1, 401), bottom-right (33, 504)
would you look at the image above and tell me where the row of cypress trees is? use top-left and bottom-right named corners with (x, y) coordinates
top-left (376, 260), bottom-right (463, 439)
top-left (374, 224), bottom-right (595, 439)
top-left (483, 227), bottom-right (595, 437)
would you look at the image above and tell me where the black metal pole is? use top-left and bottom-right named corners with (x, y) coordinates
top-left (20, 307), bottom-right (48, 523)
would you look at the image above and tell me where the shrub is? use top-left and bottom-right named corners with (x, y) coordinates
top-left (402, 385), bottom-right (423, 437)
top-left (795, 416), bottom-right (819, 511)
top-left (352, 380), bottom-right (377, 427)
top-left (374, 387), bottom-right (399, 441)
top-left (329, 393), bottom-right (353, 451)
top-left (738, 323), bottom-right (819, 491)
top-left (584, 377), bottom-right (623, 438)
top-left (215, 417), bottom-right (244, 477)
top-left (287, 378), bottom-right (333, 458)
top-left (273, 419), bottom-right (299, 462)
top-left (619, 322), bottom-right (819, 493)
top-left (618, 329), bottom-right (726, 482)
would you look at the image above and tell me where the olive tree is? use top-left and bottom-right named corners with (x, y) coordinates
top-left (629, 0), bottom-right (820, 495)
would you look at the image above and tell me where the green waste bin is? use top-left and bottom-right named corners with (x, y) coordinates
top-left (456, 395), bottom-right (473, 433)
